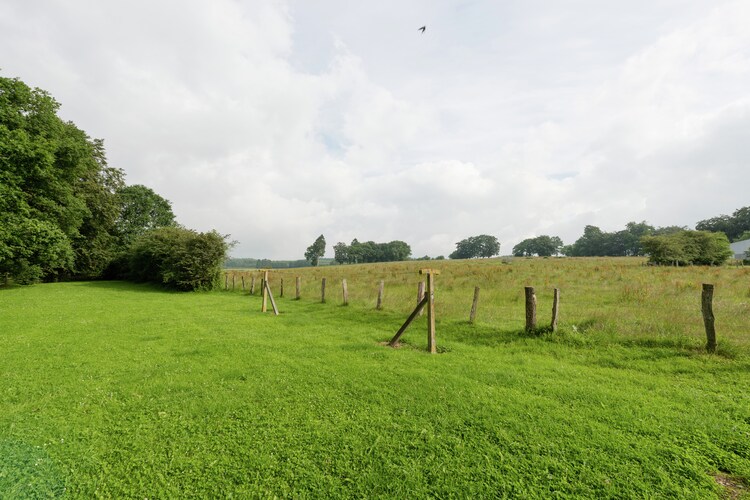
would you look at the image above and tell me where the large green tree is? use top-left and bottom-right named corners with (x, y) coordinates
top-left (0, 75), bottom-right (122, 283)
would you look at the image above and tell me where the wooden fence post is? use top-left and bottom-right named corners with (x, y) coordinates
top-left (702, 284), bottom-right (717, 353)
top-left (321, 278), bottom-right (326, 303)
top-left (241, 276), bottom-right (245, 291)
top-left (261, 270), bottom-right (269, 313)
top-left (551, 288), bottom-right (560, 332)
top-left (224, 274), bottom-right (228, 290)
top-left (525, 286), bottom-right (537, 332)
top-left (342, 279), bottom-right (348, 305)
top-left (295, 277), bottom-right (301, 300)
top-left (376, 280), bottom-right (384, 310)
top-left (232, 275), bottom-right (235, 291)
top-left (417, 281), bottom-right (425, 317)
top-left (469, 286), bottom-right (480, 324)
top-left (389, 269), bottom-right (440, 352)
top-left (426, 272), bottom-right (436, 353)
top-left (265, 279), bottom-right (279, 316)
top-left (280, 278), bottom-right (284, 298)
top-left (250, 276), bottom-right (256, 295)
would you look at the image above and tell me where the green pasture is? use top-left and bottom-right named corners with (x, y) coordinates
top-left (1, 257), bottom-right (749, 498)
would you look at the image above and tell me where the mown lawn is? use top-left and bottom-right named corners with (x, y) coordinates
top-left (1, 267), bottom-right (749, 498)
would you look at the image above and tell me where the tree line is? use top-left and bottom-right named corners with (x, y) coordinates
top-left (1, 75), bottom-right (229, 289)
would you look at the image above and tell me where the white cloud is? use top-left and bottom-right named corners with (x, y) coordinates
top-left (2, 0), bottom-right (749, 258)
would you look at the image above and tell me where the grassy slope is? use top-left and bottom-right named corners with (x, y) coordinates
top-left (0, 258), bottom-right (749, 498)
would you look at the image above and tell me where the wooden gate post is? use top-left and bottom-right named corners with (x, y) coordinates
top-left (551, 288), bottom-right (560, 332)
top-left (469, 286), bottom-right (480, 324)
top-left (702, 284), bottom-right (717, 353)
top-left (376, 280), bottom-right (384, 310)
top-left (525, 286), bottom-right (537, 332)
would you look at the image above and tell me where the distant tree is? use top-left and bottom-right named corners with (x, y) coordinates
top-left (333, 242), bottom-right (349, 264)
top-left (641, 230), bottom-right (732, 266)
top-left (304, 234), bottom-right (326, 266)
top-left (737, 230), bottom-right (750, 242)
top-left (333, 239), bottom-right (411, 264)
top-left (115, 185), bottom-right (176, 247)
top-left (450, 235), bottom-right (500, 259)
top-left (696, 206), bottom-right (750, 242)
top-left (513, 235), bottom-right (563, 257)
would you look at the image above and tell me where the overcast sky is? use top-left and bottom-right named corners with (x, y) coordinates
top-left (2, 1), bottom-right (749, 258)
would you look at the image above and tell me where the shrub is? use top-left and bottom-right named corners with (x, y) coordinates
top-left (126, 227), bottom-right (229, 291)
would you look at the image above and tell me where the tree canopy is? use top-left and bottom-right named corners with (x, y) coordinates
top-left (332, 239), bottom-right (411, 264)
top-left (512, 235), bottom-right (563, 257)
top-left (696, 206), bottom-right (750, 242)
top-left (0, 76), bottom-right (124, 283)
top-left (449, 235), bottom-right (500, 259)
top-left (641, 230), bottom-right (732, 266)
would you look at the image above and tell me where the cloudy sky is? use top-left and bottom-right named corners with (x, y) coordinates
top-left (2, 1), bottom-right (749, 258)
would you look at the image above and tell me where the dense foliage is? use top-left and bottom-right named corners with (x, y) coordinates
top-left (562, 221), bottom-right (685, 257)
top-left (0, 76), bottom-right (124, 283)
top-left (696, 206), bottom-right (750, 242)
top-left (1, 74), bottom-right (228, 287)
top-left (449, 235), bottom-right (500, 259)
top-left (512, 235), bottom-right (563, 257)
top-left (115, 184), bottom-right (176, 246)
top-left (332, 239), bottom-right (411, 264)
top-left (127, 227), bottom-right (230, 290)
top-left (640, 230), bottom-right (732, 266)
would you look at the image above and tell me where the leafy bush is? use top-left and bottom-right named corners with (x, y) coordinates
top-left (126, 227), bottom-right (230, 291)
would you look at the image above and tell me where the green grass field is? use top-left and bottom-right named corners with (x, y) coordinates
top-left (1, 257), bottom-right (749, 498)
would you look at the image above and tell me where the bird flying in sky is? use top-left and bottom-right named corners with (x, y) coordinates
top-left (418, 26), bottom-right (426, 33)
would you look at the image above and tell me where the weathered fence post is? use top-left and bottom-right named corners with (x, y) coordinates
top-left (265, 279), bottom-right (279, 316)
top-left (342, 279), bottom-right (349, 306)
top-left (551, 288), bottom-right (560, 332)
top-left (280, 278), bottom-right (284, 298)
top-left (376, 280), bottom-right (384, 310)
top-left (250, 276), bottom-right (256, 295)
top-left (321, 278), bottom-right (326, 303)
top-left (232, 275), bottom-right (235, 291)
top-left (469, 286), bottom-right (480, 324)
top-left (425, 270), bottom-right (437, 354)
top-left (261, 270), bottom-right (269, 313)
top-left (417, 281), bottom-right (425, 317)
top-left (295, 276), bottom-right (301, 300)
top-left (241, 276), bottom-right (245, 291)
top-left (525, 286), bottom-right (537, 332)
top-left (224, 274), bottom-right (228, 290)
top-left (702, 283), bottom-right (716, 353)
top-left (389, 269), bottom-right (440, 353)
